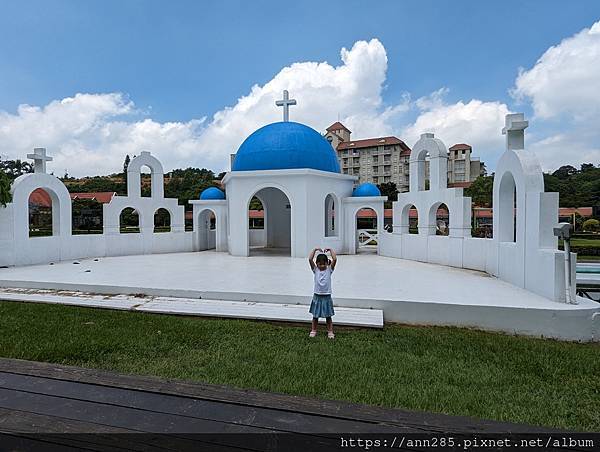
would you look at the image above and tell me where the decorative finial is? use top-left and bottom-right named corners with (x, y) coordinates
top-left (27, 148), bottom-right (53, 173)
top-left (502, 113), bottom-right (528, 151)
top-left (275, 90), bottom-right (297, 122)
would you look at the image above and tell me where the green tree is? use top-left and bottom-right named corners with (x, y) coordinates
top-left (0, 158), bottom-right (33, 180)
top-left (377, 181), bottom-right (398, 208)
top-left (582, 218), bottom-right (600, 232)
top-left (123, 155), bottom-right (131, 184)
top-left (0, 170), bottom-right (11, 207)
top-left (553, 165), bottom-right (578, 179)
top-left (465, 175), bottom-right (494, 207)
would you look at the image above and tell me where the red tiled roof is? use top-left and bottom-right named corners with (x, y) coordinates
top-left (559, 207), bottom-right (593, 216)
top-left (448, 181), bottom-right (472, 188)
top-left (337, 136), bottom-right (412, 155)
top-left (70, 192), bottom-right (116, 203)
top-left (28, 189), bottom-right (52, 207)
top-left (326, 122), bottom-right (351, 133)
top-left (29, 190), bottom-right (116, 207)
top-left (449, 143), bottom-right (472, 151)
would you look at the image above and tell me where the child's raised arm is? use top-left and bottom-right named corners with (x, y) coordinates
top-left (308, 247), bottom-right (320, 271)
top-left (325, 248), bottom-right (337, 271)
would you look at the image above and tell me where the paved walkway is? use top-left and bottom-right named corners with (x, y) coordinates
top-left (0, 288), bottom-right (384, 328)
top-left (0, 359), bottom-right (563, 452)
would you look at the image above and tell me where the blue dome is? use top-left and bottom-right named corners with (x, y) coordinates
top-left (199, 187), bottom-right (225, 200)
top-left (232, 121), bottom-right (340, 173)
top-left (352, 182), bottom-right (381, 197)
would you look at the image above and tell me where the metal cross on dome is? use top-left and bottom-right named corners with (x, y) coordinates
top-left (275, 90), bottom-right (297, 122)
top-left (27, 147), bottom-right (53, 173)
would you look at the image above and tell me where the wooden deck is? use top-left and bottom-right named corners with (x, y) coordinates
top-left (0, 359), bottom-right (568, 451)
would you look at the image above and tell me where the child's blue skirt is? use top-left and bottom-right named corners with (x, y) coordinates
top-left (309, 294), bottom-right (335, 318)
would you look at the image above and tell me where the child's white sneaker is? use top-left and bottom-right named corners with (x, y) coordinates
top-left (327, 331), bottom-right (335, 339)
top-left (309, 330), bottom-right (317, 338)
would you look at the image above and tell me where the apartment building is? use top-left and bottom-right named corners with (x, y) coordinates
top-left (325, 122), bottom-right (485, 192)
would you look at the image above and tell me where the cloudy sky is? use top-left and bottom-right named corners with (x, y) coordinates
top-left (0, 0), bottom-right (599, 177)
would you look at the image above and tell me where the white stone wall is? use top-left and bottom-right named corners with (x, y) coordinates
top-left (0, 152), bottom-right (196, 267)
top-left (379, 114), bottom-right (573, 303)
top-left (222, 169), bottom-right (356, 257)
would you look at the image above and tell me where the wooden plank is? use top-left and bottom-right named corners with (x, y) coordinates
top-left (0, 407), bottom-right (195, 451)
top-left (0, 372), bottom-right (405, 434)
top-left (0, 358), bottom-right (553, 434)
top-left (0, 388), bottom-right (273, 451)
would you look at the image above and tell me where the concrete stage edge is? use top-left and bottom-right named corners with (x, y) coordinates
top-left (0, 251), bottom-right (598, 342)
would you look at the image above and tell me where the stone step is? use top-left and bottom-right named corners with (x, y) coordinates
top-left (0, 288), bottom-right (384, 328)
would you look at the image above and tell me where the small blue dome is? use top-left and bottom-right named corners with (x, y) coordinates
top-left (352, 182), bottom-right (381, 197)
top-left (199, 187), bottom-right (225, 200)
top-left (232, 121), bottom-right (340, 173)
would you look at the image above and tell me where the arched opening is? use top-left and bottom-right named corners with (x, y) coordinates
top-left (197, 208), bottom-right (216, 251)
top-left (119, 207), bottom-right (140, 233)
top-left (498, 172), bottom-right (517, 243)
top-left (356, 207), bottom-right (378, 253)
top-left (154, 208), bottom-right (171, 233)
top-left (141, 165), bottom-right (152, 197)
top-left (401, 204), bottom-right (419, 234)
top-left (324, 193), bottom-right (337, 237)
top-left (28, 188), bottom-right (55, 237)
top-left (429, 203), bottom-right (450, 236)
top-left (417, 150), bottom-right (431, 191)
top-left (247, 187), bottom-right (291, 256)
top-left (72, 198), bottom-right (103, 235)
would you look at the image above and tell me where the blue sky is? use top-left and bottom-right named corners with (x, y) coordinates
top-left (1, 0), bottom-right (599, 175)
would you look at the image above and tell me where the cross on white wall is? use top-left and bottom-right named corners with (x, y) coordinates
top-left (275, 90), bottom-right (297, 122)
top-left (27, 148), bottom-right (53, 174)
top-left (502, 113), bottom-right (528, 151)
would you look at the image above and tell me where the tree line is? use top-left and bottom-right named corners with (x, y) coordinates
top-left (2, 157), bottom-right (598, 211)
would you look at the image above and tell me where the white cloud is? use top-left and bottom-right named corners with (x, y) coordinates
top-left (512, 20), bottom-right (600, 120)
top-left (0, 93), bottom-right (207, 177)
top-left (511, 19), bottom-right (600, 170)
top-left (2, 26), bottom-right (599, 178)
top-left (0, 39), bottom-right (412, 176)
top-left (401, 93), bottom-right (510, 166)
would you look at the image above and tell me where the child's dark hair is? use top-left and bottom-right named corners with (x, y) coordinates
top-left (315, 253), bottom-right (329, 265)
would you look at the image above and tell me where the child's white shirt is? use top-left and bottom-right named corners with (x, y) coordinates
top-left (313, 266), bottom-right (333, 295)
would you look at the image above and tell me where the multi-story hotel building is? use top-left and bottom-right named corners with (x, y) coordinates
top-left (324, 122), bottom-right (485, 192)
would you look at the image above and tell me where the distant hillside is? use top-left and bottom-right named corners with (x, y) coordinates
top-left (61, 167), bottom-right (223, 208)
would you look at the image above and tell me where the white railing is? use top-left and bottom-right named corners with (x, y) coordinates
top-left (357, 229), bottom-right (378, 248)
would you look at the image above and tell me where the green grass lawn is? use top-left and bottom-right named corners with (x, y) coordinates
top-left (0, 302), bottom-right (598, 431)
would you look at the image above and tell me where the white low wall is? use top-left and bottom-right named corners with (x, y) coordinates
top-left (249, 229), bottom-right (266, 247)
top-left (0, 231), bottom-right (196, 267)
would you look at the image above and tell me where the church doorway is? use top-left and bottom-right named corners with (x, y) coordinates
top-left (247, 187), bottom-right (291, 256)
top-left (355, 207), bottom-right (378, 254)
top-left (197, 208), bottom-right (217, 251)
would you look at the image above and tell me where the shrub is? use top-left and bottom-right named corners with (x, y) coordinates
top-left (582, 219), bottom-right (600, 233)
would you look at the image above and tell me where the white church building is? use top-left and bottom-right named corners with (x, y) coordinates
top-left (0, 92), bottom-right (598, 341)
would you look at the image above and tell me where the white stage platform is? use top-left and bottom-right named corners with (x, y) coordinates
top-left (0, 251), bottom-right (598, 341)
top-left (0, 288), bottom-right (384, 328)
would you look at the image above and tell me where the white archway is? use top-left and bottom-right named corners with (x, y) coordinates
top-left (127, 151), bottom-right (165, 199)
top-left (355, 207), bottom-right (378, 253)
top-left (197, 208), bottom-right (217, 251)
top-left (497, 172), bottom-right (517, 243)
top-left (400, 203), bottom-right (419, 235)
top-left (428, 202), bottom-right (450, 236)
top-left (246, 186), bottom-right (292, 256)
top-left (324, 193), bottom-right (338, 237)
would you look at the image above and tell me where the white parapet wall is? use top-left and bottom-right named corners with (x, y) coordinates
top-left (0, 151), bottom-right (197, 267)
top-left (378, 114), bottom-right (574, 304)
